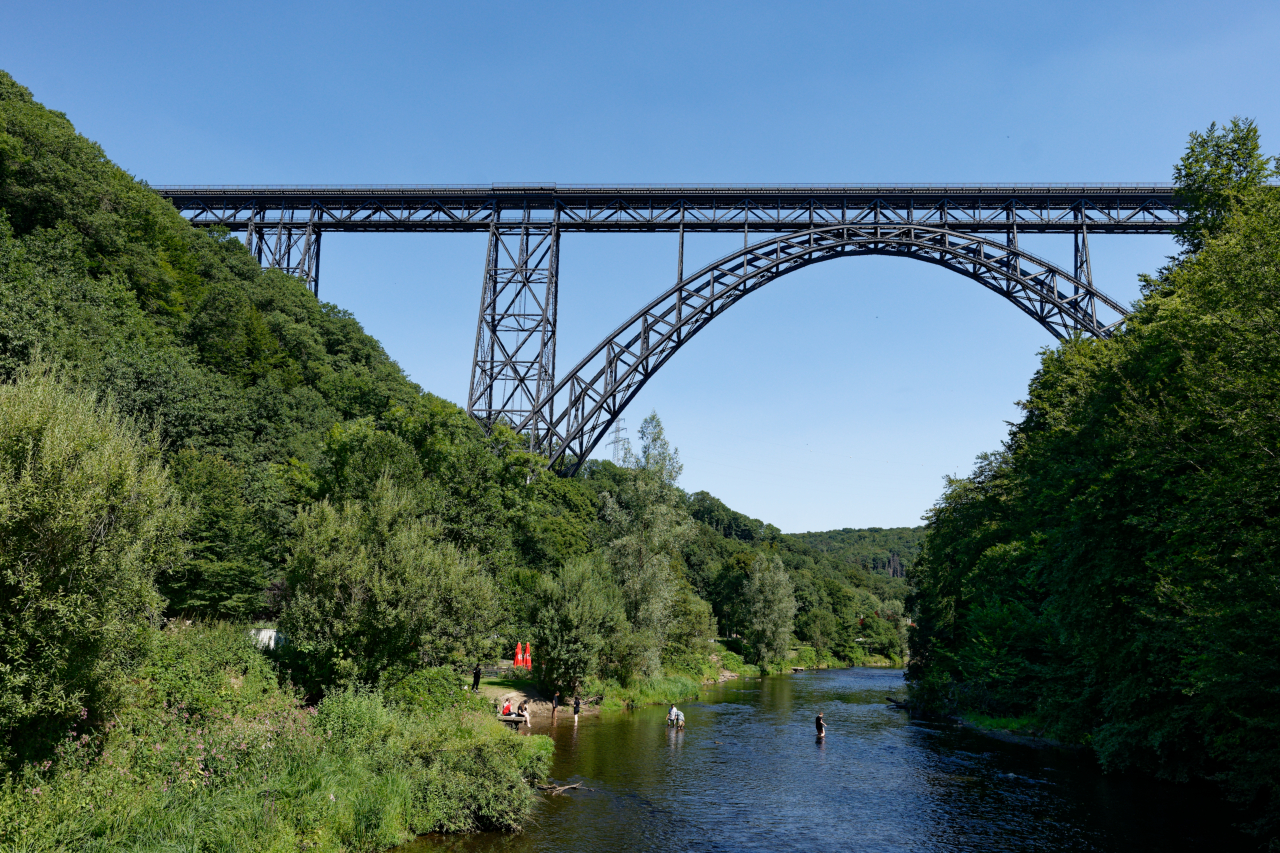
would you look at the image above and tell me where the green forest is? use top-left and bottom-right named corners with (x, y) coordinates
top-left (790, 526), bottom-right (924, 578)
top-left (0, 71), bottom-right (909, 851)
top-left (907, 118), bottom-right (1280, 844)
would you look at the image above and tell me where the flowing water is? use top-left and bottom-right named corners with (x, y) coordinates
top-left (399, 668), bottom-right (1248, 852)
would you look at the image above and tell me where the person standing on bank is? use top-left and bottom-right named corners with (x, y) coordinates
top-left (472, 663), bottom-right (482, 692)
top-left (815, 712), bottom-right (826, 738)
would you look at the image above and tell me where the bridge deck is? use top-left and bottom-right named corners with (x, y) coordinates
top-left (156, 183), bottom-right (1184, 234)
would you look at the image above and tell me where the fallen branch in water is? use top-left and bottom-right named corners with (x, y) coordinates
top-left (537, 782), bottom-right (583, 795)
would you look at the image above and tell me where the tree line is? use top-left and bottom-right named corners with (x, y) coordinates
top-left (906, 118), bottom-right (1280, 843)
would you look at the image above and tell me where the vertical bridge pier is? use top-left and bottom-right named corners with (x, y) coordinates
top-left (158, 184), bottom-right (1185, 464)
top-left (468, 212), bottom-right (560, 449)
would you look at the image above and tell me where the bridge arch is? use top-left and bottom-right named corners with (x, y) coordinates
top-left (517, 222), bottom-right (1129, 472)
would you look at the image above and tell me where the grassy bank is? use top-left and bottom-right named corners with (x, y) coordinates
top-left (0, 625), bottom-right (552, 853)
top-left (579, 644), bottom-right (857, 712)
top-left (586, 674), bottom-right (705, 711)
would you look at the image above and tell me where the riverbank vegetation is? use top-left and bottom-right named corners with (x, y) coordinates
top-left (907, 118), bottom-right (1280, 844)
top-left (0, 69), bottom-right (906, 848)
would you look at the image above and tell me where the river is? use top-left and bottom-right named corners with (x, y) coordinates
top-left (401, 667), bottom-right (1247, 852)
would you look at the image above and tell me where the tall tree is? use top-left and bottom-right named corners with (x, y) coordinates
top-left (601, 411), bottom-right (694, 678)
top-left (531, 555), bottom-right (624, 694)
top-left (1171, 116), bottom-right (1276, 256)
top-left (743, 554), bottom-right (797, 667)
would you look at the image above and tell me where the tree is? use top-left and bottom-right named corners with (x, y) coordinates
top-left (662, 584), bottom-right (718, 672)
top-left (0, 365), bottom-right (185, 760)
top-left (530, 556), bottom-right (624, 694)
top-left (1171, 117), bottom-right (1277, 257)
top-left (279, 477), bottom-right (503, 693)
top-left (908, 120), bottom-right (1280, 841)
top-left (158, 449), bottom-right (269, 619)
top-left (315, 416), bottom-right (423, 503)
top-left (600, 411), bottom-right (694, 678)
top-left (743, 554), bottom-right (797, 667)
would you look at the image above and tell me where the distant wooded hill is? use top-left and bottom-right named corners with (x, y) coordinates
top-left (788, 527), bottom-right (925, 578)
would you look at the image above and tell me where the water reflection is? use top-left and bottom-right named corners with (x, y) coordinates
top-left (400, 668), bottom-right (1247, 852)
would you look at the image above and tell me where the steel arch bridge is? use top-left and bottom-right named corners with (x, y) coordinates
top-left (157, 183), bottom-right (1184, 472)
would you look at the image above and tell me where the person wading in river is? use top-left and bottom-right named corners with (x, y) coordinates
top-left (552, 690), bottom-right (560, 716)
top-left (573, 694), bottom-right (581, 723)
top-left (815, 711), bottom-right (826, 738)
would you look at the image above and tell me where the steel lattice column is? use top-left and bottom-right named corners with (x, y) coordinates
top-left (467, 212), bottom-right (560, 449)
top-left (246, 205), bottom-right (322, 296)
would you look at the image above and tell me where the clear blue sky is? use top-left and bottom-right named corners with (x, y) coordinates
top-left (5, 1), bottom-right (1278, 531)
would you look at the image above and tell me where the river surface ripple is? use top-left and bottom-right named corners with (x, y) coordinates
top-left (401, 667), bottom-right (1246, 852)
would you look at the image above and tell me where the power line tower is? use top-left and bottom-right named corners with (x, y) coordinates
top-left (606, 418), bottom-right (628, 465)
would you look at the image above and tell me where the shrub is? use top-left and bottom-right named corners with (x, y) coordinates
top-left (0, 624), bottom-right (551, 851)
top-left (0, 364), bottom-right (185, 763)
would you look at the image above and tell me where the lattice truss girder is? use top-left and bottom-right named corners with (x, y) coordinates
top-left (166, 187), bottom-right (1186, 234)
top-left (467, 219), bottom-right (559, 446)
top-left (518, 223), bottom-right (1127, 471)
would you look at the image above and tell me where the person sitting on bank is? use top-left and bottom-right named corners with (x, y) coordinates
top-left (518, 700), bottom-right (531, 726)
top-left (501, 699), bottom-right (512, 716)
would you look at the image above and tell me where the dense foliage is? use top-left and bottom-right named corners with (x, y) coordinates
top-left (789, 526), bottom-right (924, 578)
top-left (907, 118), bottom-right (1280, 842)
top-left (0, 69), bottom-right (909, 845)
top-left (0, 625), bottom-right (551, 852)
top-left (0, 366), bottom-right (184, 764)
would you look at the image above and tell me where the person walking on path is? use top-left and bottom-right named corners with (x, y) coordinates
top-left (815, 711), bottom-right (826, 738)
top-left (472, 663), bottom-right (482, 692)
